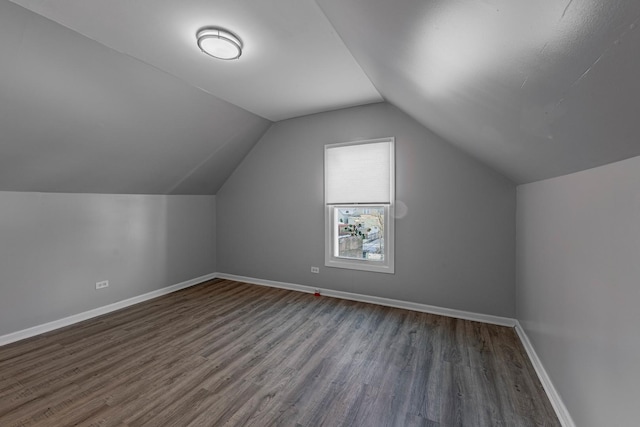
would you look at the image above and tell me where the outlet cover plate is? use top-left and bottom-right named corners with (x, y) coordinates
top-left (96, 280), bottom-right (109, 290)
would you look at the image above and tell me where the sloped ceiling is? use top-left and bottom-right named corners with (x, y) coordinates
top-left (316, 0), bottom-right (640, 183)
top-left (0, 1), bottom-right (272, 195)
top-left (2, 0), bottom-right (640, 194)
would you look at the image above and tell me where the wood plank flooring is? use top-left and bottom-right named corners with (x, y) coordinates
top-left (0, 279), bottom-right (560, 426)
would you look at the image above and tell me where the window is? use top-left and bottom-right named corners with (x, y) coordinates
top-left (324, 138), bottom-right (395, 273)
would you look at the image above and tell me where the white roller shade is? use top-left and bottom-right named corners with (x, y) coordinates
top-left (325, 139), bottom-right (394, 204)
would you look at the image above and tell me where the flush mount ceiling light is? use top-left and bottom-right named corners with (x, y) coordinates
top-left (196, 27), bottom-right (243, 60)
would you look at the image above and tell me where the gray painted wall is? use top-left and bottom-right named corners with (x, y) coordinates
top-left (217, 103), bottom-right (516, 317)
top-left (517, 156), bottom-right (640, 427)
top-left (0, 192), bottom-right (216, 336)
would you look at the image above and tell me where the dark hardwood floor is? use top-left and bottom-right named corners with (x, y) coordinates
top-left (0, 279), bottom-right (560, 426)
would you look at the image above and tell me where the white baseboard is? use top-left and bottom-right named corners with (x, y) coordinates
top-left (515, 323), bottom-right (576, 427)
top-left (215, 272), bottom-right (517, 327)
top-left (0, 272), bottom-right (217, 347)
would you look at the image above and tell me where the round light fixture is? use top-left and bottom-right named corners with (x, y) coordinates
top-left (196, 27), bottom-right (242, 60)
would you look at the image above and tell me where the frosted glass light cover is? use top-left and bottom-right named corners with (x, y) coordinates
top-left (197, 28), bottom-right (242, 60)
top-left (325, 139), bottom-right (393, 204)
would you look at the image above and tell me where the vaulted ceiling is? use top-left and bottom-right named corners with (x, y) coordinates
top-left (2, 0), bottom-right (639, 193)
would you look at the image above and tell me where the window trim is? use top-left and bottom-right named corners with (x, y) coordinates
top-left (324, 137), bottom-right (395, 274)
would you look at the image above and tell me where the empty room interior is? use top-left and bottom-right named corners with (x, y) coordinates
top-left (1, 0), bottom-right (638, 425)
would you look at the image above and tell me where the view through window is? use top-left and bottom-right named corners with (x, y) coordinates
top-left (335, 206), bottom-right (385, 261)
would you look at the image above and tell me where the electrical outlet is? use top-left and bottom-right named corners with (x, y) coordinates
top-left (95, 280), bottom-right (109, 290)
top-left (311, 266), bottom-right (319, 274)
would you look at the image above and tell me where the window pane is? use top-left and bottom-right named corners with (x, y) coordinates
top-left (335, 206), bottom-right (385, 261)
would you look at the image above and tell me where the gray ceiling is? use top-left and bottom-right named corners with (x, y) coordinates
top-left (2, 0), bottom-right (639, 194)
top-left (317, 0), bottom-right (640, 183)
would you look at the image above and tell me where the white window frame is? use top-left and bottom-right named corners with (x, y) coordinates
top-left (324, 138), bottom-right (395, 274)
